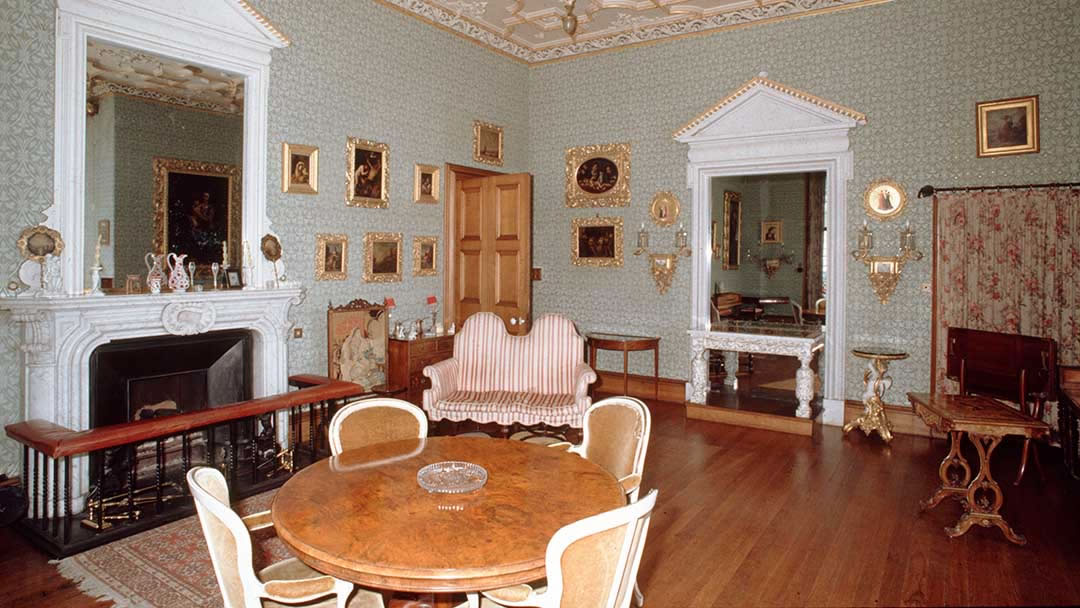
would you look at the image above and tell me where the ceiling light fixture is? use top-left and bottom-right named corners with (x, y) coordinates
top-left (560, 0), bottom-right (578, 36)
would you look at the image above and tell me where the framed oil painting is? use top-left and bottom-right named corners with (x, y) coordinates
top-left (152, 157), bottom-right (242, 268)
top-left (862, 178), bottom-right (907, 221)
top-left (413, 236), bottom-right (437, 276)
top-left (977, 95), bottom-right (1039, 157)
top-left (363, 231), bottom-right (402, 282)
top-left (346, 137), bottom-right (389, 208)
top-left (571, 216), bottom-right (623, 267)
top-left (761, 220), bottom-right (783, 245)
top-left (281, 142), bottom-right (318, 194)
top-left (315, 233), bottom-right (348, 281)
top-left (327, 298), bottom-right (388, 391)
top-left (565, 142), bottom-right (630, 208)
top-left (719, 190), bottom-right (741, 269)
top-left (414, 164), bottom-right (440, 204)
top-left (649, 191), bottom-right (679, 227)
top-left (473, 120), bottom-right (503, 166)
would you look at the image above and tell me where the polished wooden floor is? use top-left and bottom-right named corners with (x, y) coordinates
top-left (3, 398), bottom-right (1080, 607)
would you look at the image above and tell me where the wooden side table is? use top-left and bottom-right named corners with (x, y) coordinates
top-left (907, 392), bottom-right (1050, 545)
top-left (387, 335), bottom-right (455, 405)
top-left (844, 345), bottom-right (908, 443)
top-left (586, 333), bottom-right (660, 400)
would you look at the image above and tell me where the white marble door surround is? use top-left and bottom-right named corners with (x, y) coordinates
top-left (675, 74), bottom-right (865, 425)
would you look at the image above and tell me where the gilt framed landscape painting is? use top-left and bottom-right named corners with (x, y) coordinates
top-left (976, 95), bottom-right (1039, 158)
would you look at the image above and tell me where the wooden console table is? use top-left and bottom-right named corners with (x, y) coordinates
top-left (907, 392), bottom-right (1050, 545)
top-left (586, 333), bottom-right (660, 400)
top-left (688, 321), bottom-right (824, 418)
top-left (388, 335), bottom-right (454, 405)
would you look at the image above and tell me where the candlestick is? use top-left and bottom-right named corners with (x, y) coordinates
top-left (94, 233), bottom-right (102, 267)
top-left (222, 242), bottom-right (228, 268)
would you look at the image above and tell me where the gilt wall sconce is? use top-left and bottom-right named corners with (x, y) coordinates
top-left (634, 222), bottom-right (691, 294)
top-left (851, 220), bottom-right (922, 303)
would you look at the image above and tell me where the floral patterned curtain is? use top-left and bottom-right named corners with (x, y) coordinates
top-left (803, 173), bottom-right (826, 307)
top-left (934, 187), bottom-right (1080, 394)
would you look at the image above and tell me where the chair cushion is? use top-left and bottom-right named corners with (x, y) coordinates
top-left (438, 390), bottom-right (578, 426)
top-left (259, 558), bottom-right (383, 608)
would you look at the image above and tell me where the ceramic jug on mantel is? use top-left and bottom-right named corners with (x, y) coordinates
top-left (166, 253), bottom-right (190, 292)
top-left (145, 253), bottom-right (165, 294)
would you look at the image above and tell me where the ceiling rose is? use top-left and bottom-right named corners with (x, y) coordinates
top-left (377, 0), bottom-right (892, 64)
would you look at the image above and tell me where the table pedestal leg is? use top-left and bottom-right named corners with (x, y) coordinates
top-left (689, 343), bottom-right (708, 403)
top-left (843, 357), bottom-right (894, 442)
top-left (920, 430), bottom-right (971, 511)
top-left (947, 433), bottom-right (1027, 545)
top-left (723, 350), bottom-right (739, 388)
top-left (794, 351), bottom-right (814, 418)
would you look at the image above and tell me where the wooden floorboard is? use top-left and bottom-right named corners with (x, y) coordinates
top-left (2, 398), bottom-right (1080, 606)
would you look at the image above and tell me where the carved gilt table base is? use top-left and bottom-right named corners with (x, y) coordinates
top-left (909, 393), bottom-right (1049, 546)
top-left (844, 347), bottom-right (908, 443)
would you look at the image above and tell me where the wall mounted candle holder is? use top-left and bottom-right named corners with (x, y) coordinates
top-left (633, 222), bottom-right (691, 294)
top-left (851, 220), bottom-right (922, 303)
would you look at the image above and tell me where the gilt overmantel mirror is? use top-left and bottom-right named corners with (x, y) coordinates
top-left (49, 0), bottom-right (288, 295)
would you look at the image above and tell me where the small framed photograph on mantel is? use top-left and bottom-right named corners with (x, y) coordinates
top-left (976, 95), bottom-right (1039, 158)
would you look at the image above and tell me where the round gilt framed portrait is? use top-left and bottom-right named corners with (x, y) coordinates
top-left (863, 178), bottom-right (907, 221)
top-left (16, 225), bottom-right (64, 263)
top-left (649, 191), bottom-right (680, 227)
top-left (260, 233), bottom-right (282, 262)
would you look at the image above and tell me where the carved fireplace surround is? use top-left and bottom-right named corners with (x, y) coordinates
top-left (1, 288), bottom-right (303, 506)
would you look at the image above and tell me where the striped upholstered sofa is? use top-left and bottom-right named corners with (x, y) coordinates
top-left (422, 312), bottom-right (597, 430)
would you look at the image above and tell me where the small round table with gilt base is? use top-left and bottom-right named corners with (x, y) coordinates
top-left (844, 345), bottom-right (909, 443)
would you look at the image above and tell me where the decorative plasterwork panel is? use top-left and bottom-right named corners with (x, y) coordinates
top-left (88, 40), bottom-right (246, 115)
top-left (376, 0), bottom-right (892, 63)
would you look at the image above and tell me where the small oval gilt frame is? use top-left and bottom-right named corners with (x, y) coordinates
top-left (649, 191), bottom-right (680, 227)
top-left (863, 178), bottom-right (908, 221)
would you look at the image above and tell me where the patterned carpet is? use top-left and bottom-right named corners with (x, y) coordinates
top-left (55, 490), bottom-right (287, 608)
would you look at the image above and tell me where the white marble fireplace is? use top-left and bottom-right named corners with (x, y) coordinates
top-left (1, 287), bottom-right (303, 506)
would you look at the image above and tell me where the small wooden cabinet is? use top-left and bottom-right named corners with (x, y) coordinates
top-left (388, 335), bottom-right (455, 405)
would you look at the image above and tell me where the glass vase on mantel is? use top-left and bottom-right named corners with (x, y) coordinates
top-left (145, 253), bottom-right (165, 295)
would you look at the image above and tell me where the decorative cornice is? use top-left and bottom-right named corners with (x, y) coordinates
top-left (376, 0), bottom-right (892, 65)
top-left (235, 0), bottom-right (291, 46)
top-left (673, 76), bottom-right (868, 139)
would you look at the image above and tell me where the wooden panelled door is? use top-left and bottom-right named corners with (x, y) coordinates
top-left (450, 169), bottom-right (532, 335)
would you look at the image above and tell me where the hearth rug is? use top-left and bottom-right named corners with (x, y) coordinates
top-left (54, 490), bottom-right (288, 607)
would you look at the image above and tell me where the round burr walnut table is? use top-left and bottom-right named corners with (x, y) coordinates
top-left (271, 436), bottom-right (625, 603)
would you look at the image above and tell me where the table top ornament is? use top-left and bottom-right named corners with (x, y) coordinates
top-left (417, 461), bottom-right (488, 494)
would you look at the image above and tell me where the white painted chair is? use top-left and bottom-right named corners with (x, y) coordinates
top-left (328, 398), bottom-right (429, 456)
top-left (550, 396), bottom-right (652, 501)
top-left (474, 490), bottom-right (659, 608)
top-left (186, 466), bottom-right (384, 608)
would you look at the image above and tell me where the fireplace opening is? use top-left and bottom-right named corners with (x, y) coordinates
top-left (85, 330), bottom-right (254, 526)
top-left (90, 329), bottom-right (253, 428)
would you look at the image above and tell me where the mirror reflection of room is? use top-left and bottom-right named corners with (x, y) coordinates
top-left (84, 39), bottom-right (244, 288)
top-left (709, 172), bottom-right (826, 326)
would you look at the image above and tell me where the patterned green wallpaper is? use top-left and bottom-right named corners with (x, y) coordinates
top-left (0, 0), bottom-right (1077, 475)
top-left (528, 0), bottom-right (1080, 397)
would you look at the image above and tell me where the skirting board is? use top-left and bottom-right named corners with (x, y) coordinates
top-left (593, 370), bottom-right (685, 403)
top-left (843, 400), bottom-right (933, 438)
top-left (685, 403), bottom-right (815, 437)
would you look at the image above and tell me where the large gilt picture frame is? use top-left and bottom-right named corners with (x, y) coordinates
top-left (152, 157), bottom-right (242, 268)
top-left (327, 298), bottom-right (388, 391)
top-left (315, 233), bottom-right (348, 281)
top-left (976, 95), bottom-right (1039, 158)
top-left (363, 231), bottom-right (403, 282)
top-left (565, 142), bottom-right (631, 208)
top-left (473, 120), bottom-right (504, 166)
top-left (346, 137), bottom-right (389, 208)
top-left (719, 190), bottom-right (741, 269)
top-left (413, 236), bottom-right (438, 276)
top-left (571, 216), bottom-right (623, 267)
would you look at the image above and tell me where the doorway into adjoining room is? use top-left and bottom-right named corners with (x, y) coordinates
top-left (706, 172), bottom-right (827, 416)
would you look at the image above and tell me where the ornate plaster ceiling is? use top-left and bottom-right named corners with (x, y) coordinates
top-left (378, 0), bottom-right (890, 63)
top-left (87, 40), bottom-right (245, 115)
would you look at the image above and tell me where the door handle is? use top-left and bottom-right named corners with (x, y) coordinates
top-left (508, 316), bottom-right (528, 326)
